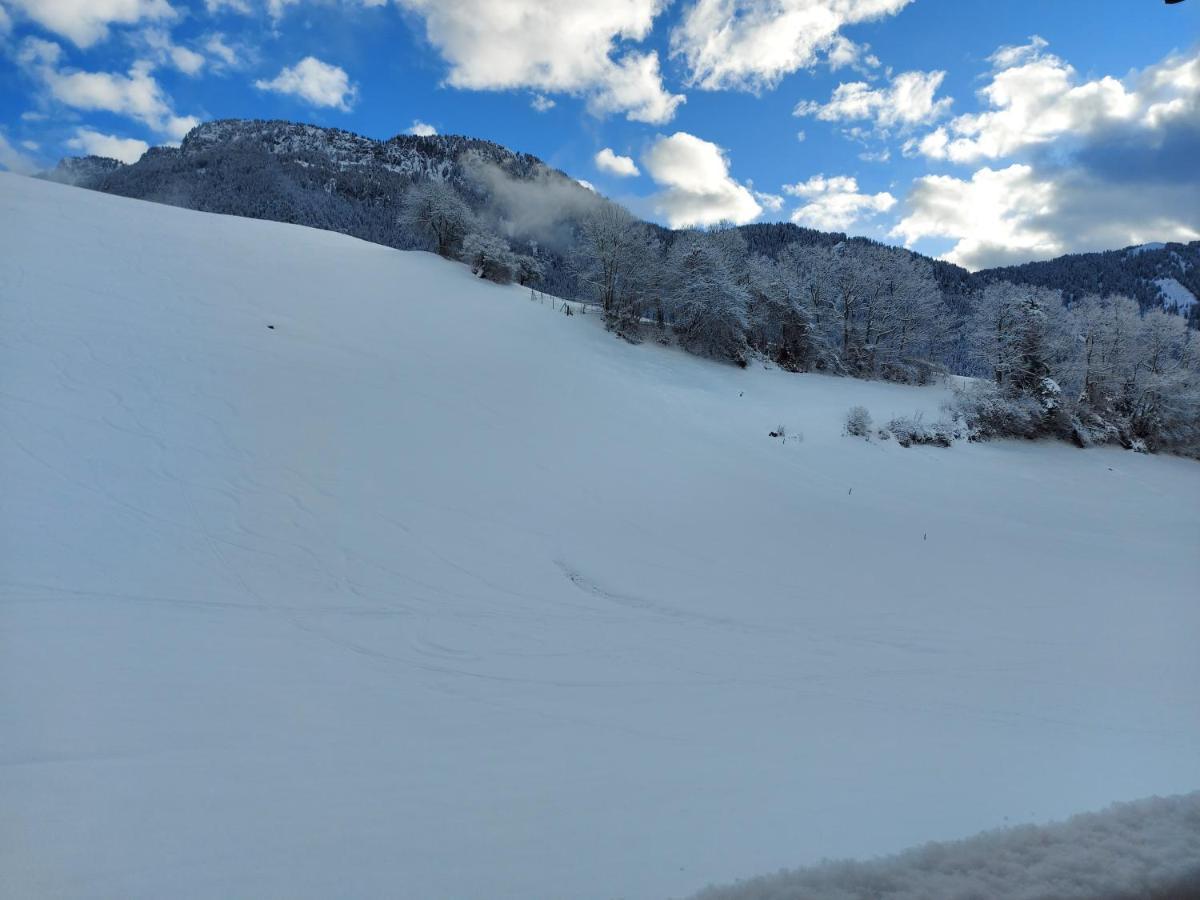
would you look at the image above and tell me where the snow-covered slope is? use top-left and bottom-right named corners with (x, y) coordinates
top-left (2, 172), bottom-right (1198, 900)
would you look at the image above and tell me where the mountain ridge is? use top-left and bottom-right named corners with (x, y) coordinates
top-left (44, 118), bottom-right (1199, 325)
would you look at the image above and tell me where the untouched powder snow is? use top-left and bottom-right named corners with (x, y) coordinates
top-left (2, 172), bottom-right (1198, 900)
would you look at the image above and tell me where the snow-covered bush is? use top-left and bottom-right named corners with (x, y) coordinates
top-left (887, 412), bottom-right (955, 448)
top-left (951, 382), bottom-right (1046, 442)
top-left (844, 405), bottom-right (872, 438)
top-left (461, 232), bottom-right (518, 283)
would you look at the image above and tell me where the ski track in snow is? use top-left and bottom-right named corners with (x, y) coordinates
top-left (1, 173), bottom-right (1198, 900)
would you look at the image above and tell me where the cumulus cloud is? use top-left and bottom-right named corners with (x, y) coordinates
top-left (795, 69), bottom-right (951, 131)
top-left (0, 132), bottom-right (39, 174)
top-left (4, 0), bottom-right (175, 48)
top-left (891, 163), bottom-right (1200, 270)
top-left (784, 173), bottom-right (895, 231)
top-left (595, 147), bottom-right (639, 177)
top-left (405, 120), bottom-right (437, 136)
top-left (642, 131), bottom-right (761, 228)
top-left (66, 127), bottom-right (150, 163)
top-left (17, 37), bottom-right (198, 140)
top-left (393, 0), bottom-right (683, 123)
top-left (530, 94), bottom-right (556, 112)
top-left (255, 57), bottom-right (357, 110)
top-left (892, 42), bottom-right (1200, 269)
top-left (914, 37), bottom-right (1200, 163)
top-left (890, 164), bottom-right (1058, 268)
top-left (670, 0), bottom-right (914, 92)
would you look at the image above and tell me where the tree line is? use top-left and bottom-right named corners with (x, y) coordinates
top-left (402, 179), bottom-right (1200, 457)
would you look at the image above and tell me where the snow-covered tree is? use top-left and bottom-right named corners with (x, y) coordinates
top-left (461, 232), bottom-right (518, 283)
top-left (665, 232), bottom-right (750, 365)
top-left (570, 203), bottom-right (662, 333)
top-left (400, 180), bottom-right (475, 258)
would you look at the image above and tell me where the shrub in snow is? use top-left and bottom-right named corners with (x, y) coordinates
top-left (887, 412), bottom-right (955, 448)
top-left (844, 406), bottom-right (872, 438)
top-left (951, 383), bottom-right (1044, 442)
top-left (461, 232), bottom-right (518, 283)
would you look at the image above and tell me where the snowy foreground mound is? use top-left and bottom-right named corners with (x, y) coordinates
top-left (691, 792), bottom-right (1200, 900)
top-left (2, 173), bottom-right (1198, 900)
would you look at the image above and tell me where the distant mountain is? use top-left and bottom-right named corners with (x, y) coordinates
top-left (977, 242), bottom-right (1200, 327)
top-left (44, 119), bottom-right (592, 297)
top-left (45, 118), bottom-right (1197, 327)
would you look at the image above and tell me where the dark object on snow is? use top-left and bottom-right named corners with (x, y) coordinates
top-left (267, 324), bottom-right (275, 330)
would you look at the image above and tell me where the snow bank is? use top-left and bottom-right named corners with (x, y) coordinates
top-left (2, 172), bottom-right (1199, 900)
top-left (687, 792), bottom-right (1200, 900)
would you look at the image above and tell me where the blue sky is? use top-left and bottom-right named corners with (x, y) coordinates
top-left (1, 0), bottom-right (1197, 269)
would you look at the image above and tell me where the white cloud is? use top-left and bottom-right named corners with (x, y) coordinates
top-left (171, 45), bottom-right (206, 75)
top-left (670, 0), bottom-right (914, 92)
top-left (204, 0), bottom-right (251, 11)
top-left (892, 43), bottom-right (1200, 269)
top-left (21, 140), bottom-right (40, 151)
top-left (530, 94), bottom-right (556, 112)
top-left (0, 132), bottom-right (39, 174)
top-left (642, 131), bottom-right (761, 228)
top-left (576, 178), bottom-right (598, 192)
top-left (141, 27), bottom-right (205, 76)
top-left (795, 130), bottom-right (806, 142)
top-left (394, 0), bottom-right (683, 123)
top-left (18, 37), bottom-right (198, 140)
top-left (4, 0), bottom-right (175, 48)
top-left (595, 147), bottom-right (639, 177)
top-left (66, 127), bottom-right (150, 164)
top-left (255, 57), bottom-right (357, 110)
top-left (795, 69), bottom-right (951, 131)
top-left (917, 38), bottom-right (1200, 163)
top-left (0, 5), bottom-right (11, 34)
top-left (783, 173), bottom-right (895, 231)
top-left (406, 120), bottom-right (437, 136)
top-left (891, 165), bottom-right (1057, 268)
top-left (753, 190), bottom-right (785, 212)
top-left (891, 163), bottom-right (1200, 270)
top-left (203, 33), bottom-right (242, 69)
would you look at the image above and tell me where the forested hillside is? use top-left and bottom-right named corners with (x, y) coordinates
top-left (44, 119), bottom-right (1200, 456)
